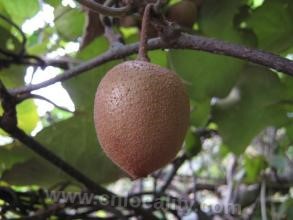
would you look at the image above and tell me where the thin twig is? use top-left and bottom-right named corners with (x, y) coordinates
top-left (22, 55), bottom-right (46, 67)
top-left (43, 57), bottom-right (81, 69)
top-left (244, 200), bottom-right (259, 220)
top-left (76, 0), bottom-right (131, 17)
top-left (188, 159), bottom-right (198, 207)
top-left (224, 154), bottom-right (237, 214)
top-left (9, 33), bottom-right (293, 95)
top-left (159, 154), bottom-right (188, 194)
top-left (260, 180), bottom-right (268, 220)
top-left (18, 93), bottom-right (73, 113)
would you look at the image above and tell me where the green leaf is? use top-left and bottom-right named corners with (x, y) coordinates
top-left (16, 100), bottom-right (39, 134)
top-left (0, 66), bottom-right (24, 88)
top-left (199, 0), bottom-right (257, 47)
top-left (2, 115), bottom-right (121, 186)
top-left (55, 6), bottom-right (85, 41)
top-left (282, 76), bottom-right (293, 100)
top-left (27, 32), bottom-right (49, 55)
top-left (243, 154), bottom-right (267, 183)
top-left (27, 41), bottom-right (48, 55)
top-left (270, 155), bottom-right (287, 174)
top-left (0, 0), bottom-right (40, 24)
top-left (168, 49), bottom-right (244, 101)
top-left (168, 0), bottom-right (247, 101)
top-left (213, 66), bottom-right (287, 154)
top-left (278, 198), bottom-right (293, 220)
top-left (199, 0), bottom-right (243, 39)
top-left (219, 144), bottom-right (230, 158)
top-left (149, 50), bottom-right (167, 68)
top-left (0, 25), bottom-right (22, 56)
top-left (44, 0), bottom-right (60, 7)
top-left (286, 123), bottom-right (293, 143)
top-left (0, 141), bottom-right (32, 175)
top-left (190, 99), bottom-right (211, 127)
top-left (286, 146), bottom-right (293, 161)
top-left (246, 0), bottom-right (293, 53)
top-left (63, 37), bottom-right (116, 110)
top-left (0, 4), bottom-right (11, 30)
top-left (0, 26), bottom-right (13, 55)
top-left (0, 66), bottom-right (39, 134)
top-left (184, 128), bottom-right (202, 157)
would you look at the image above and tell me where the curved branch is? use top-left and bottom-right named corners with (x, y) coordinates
top-left (10, 33), bottom-right (293, 95)
top-left (76, 0), bottom-right (131, 17)
top-left (18, 93), bottom-right (73, 113)
top-left (0, 14), bottom-right (26, 55)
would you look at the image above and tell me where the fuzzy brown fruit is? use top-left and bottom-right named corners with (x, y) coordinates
top-left (94, 61), bottom-right (190, 179)
top-left (119, 15), bottom-right (138, 27)
top-left (166, 0), bottom-right (198, 28)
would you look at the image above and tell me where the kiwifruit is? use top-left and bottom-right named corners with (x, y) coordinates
top-left (119, 15), bottom-right (139, 27)
top-left (94, 60), bottom-right (190, 179)
top-left (166, 0), bottom-right (198, 28)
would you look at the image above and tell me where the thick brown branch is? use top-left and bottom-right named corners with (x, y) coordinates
top-left (10, 33), bottom-right (293, 95)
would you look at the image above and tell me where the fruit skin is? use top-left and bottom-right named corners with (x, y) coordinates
top-left (119, 15), bottom-right (139, 27)
top-left (94, 61), bottom-right (190, 179)
top-left (166, 0), bottom-right (198, 28)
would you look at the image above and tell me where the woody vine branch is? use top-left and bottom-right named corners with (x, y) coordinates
top-left (9, 33), bottom-right (293, 96)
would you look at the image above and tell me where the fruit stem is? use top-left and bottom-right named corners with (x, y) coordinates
top-left (137, 4), bottom-right (153, 62)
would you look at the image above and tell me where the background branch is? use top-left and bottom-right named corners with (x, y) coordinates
top-left (260, 180), bottom-right (268, 220)
top-left (159, 154), bottom-right (187, 194)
